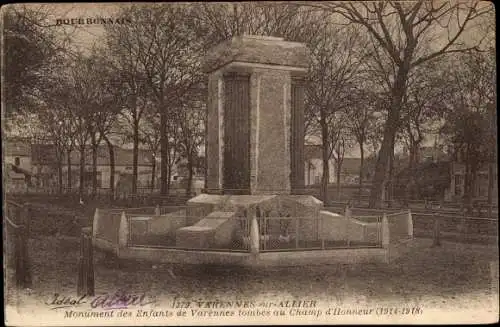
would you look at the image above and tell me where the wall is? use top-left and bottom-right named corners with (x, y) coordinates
top-left (305, 159), bottom-right (335, 185)
top-left (5, 155), bottom-right (32, 173)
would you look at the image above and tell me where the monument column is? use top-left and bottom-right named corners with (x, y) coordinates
top-left (203, 35), bottom-right (310, 195)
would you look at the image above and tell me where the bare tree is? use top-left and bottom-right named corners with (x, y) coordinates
top-left (138, 111), bottom-right (161, 191)
top-left (331, 117), bottom-right (354, 200)
top-left (104, 12), bottom-right (152, 195)
top-left (346, 88), bottom-right (379, 196)
top-left (306, 24), bottom-right (368, 202)
top-left (189, 2), bottom-right (329, 46)
top-left (313, 0), bottom-right (493, 207)
top-left (441, 50), bottom-right (496, 210)
top-left (398, 59), bottom-right (453, 201)
top-left (108, 4), bottom-right (204, 195)
top-left (3, 4), bottom-right (71, 116)
top-left (176, 85), bottom-right (206, 196)
top-left (87, 52), bottom-right (124, 198)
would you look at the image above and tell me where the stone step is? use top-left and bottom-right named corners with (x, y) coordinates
top-left (176, 211), bottom-right (239, 249)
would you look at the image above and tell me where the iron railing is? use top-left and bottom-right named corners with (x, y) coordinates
top-left (93, 205), bottom-right (388, 253)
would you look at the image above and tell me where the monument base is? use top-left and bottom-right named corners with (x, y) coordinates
top-left (186, 193), bottom-right (323, 223)
top-left (174, 194), bottom-right (323, 249)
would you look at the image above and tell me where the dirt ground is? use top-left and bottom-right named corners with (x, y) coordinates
top-left (5, 236), bottom-right (498, 314)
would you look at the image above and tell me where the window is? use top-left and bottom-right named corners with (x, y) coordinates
top-left (14, 157), bottom-right (20, 166)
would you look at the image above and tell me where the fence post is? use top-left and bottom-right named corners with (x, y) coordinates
top-left (432, 214), bottom-right (441, 247)
top-left (381, 213), bottom-right (390, 248)
top-left (118, 211), bottom-right (129, 253)
top-left (344, 205), bottom-right (352, 246)
top-left (23, 208), bottom-right (32, 289)
top-left (77, 227), bottom-right (94, 296)
top-left (92, 208), bottom-right (100, 242)
top-left (249, 207), bottom-right (260, 254)
top-left (155, 205), bottom-right (161, 217)
top-left (320, 213), bottom-right (325, 250)
top-left (15, 225), bottom-right (26, 288)
top-left (86, 228), bottom-right (95, 296)
top-left (407, 209), bottom-right (414, 239)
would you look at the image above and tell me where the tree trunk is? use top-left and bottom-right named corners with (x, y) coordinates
top-left (132, 119), bottom-right (139, 195)
top-left (320, 123), bottom-right (330, 203)
top-left (160, 110), bottom-right (169, 195)
top-left (67, 149), bottom-right (72, 192)
top-left (320, 112), bottom-right (329, 203)
top-left (57, 154), bottom-right (63, 195)
top-left (406, 143), bottom-right (416, 201)
top-left (79, 146), bottom-right (85, 198)
top-left (369, 66), bottom-right (408, 208)
top-left (91, 139), bottom-right (98, 197)
top-left (186, 150), bottom-right (194, 196)
top-left (464, 146), bottom-right (472, 213)
top-left (167, 156), bottom-right (172, 195)
top-left (487, 162), bottom-right (494, 211)
top-left (336, 159), bottom-right (342, 201)
top-left (387, 144), bottom-right (395, 208)
top-left (103, 135), bottom-right (115, 200)
top-left (358, 142), bottom-right (364, 199)
top-left (151, 155), bottom-right (156, 191)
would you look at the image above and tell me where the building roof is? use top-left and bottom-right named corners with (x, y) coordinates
top-left (25, 142), bottom-right (155, 167)
top-left (4, 138), bottom-right (31, 157)
top-left (304, 144), bottom-right (373, 175)
top-left (31, 144), bottom-right (58, 165)
top-left (67, 146), bottom-right (154, 166)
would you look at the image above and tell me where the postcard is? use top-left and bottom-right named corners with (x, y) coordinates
top-left (3, 2), bottom-right (498, 325)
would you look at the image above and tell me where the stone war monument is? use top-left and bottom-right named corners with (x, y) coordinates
top-left (203, 35), bottom-right (309, 195)
top-left (177, 35), bottom-right (323, 248)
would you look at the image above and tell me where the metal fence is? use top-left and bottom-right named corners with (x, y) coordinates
top-left (126, 214), bottom-right (252, 252)
top-left (93, 205), bottom-right (385, 253)
top-left (412, 212), bottom-right (498, 245)
top-left (324, 205), bottom-right (498, 245)
top-left (258, 215), bottom-right (383, 252)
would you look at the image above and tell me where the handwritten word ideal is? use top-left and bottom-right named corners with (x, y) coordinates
top-left (46, 290), bottom-right (155, 311)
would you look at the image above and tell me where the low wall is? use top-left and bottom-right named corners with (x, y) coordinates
top-left (319, 211), bottom-right (380, 244)
top-left (149, 210), bottom-right (188, 238)
top-left (119, 246), bottom-right (389, 266)
top-left (386, 211), bottom-right (413, 241)
top-left (94, 209), bottom-right (121, 245)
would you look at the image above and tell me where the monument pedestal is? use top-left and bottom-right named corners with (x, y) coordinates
top-left (204, 35), bottom-right (309, 195)
top-left (177, 35), bottom-right (321, 249)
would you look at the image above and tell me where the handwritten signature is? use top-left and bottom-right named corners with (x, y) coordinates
top-left (46, 290), bottom-right (156, 310)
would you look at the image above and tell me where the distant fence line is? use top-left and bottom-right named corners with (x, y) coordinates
top-left (7, 186), bottom-right (498, 212)
top-left (6, 190), bottom-right (194, 208)
top-left (324, 205), bottom-right (498, 245)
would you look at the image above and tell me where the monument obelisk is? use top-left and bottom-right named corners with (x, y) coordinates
top-left (203, 35), bottom-right (309, 195)
top-left (184, 35), bottom-right (321, 235)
